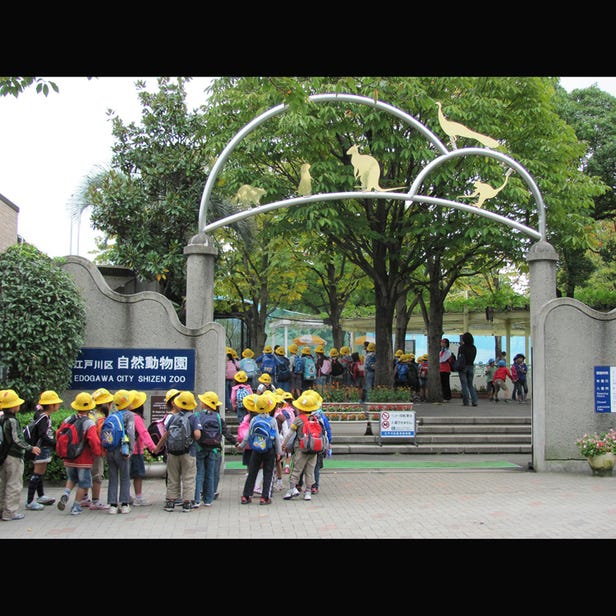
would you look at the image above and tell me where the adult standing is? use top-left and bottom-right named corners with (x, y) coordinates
top-left (439, 338), bottom-right (453, 402)
top-left (458, 332), bottom-right (479, 407)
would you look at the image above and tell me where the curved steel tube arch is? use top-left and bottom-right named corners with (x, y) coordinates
top-left (407, 147), bottom-right (546, 240)
top-left (198, 93), bottom-right (545, 242)
top-left (198, 93), bottom-right (449, 230)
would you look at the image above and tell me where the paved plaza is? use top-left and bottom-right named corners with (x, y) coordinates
top-left (1, 454), bottom-right (615, 540)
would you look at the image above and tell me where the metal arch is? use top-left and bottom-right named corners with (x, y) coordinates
top-left (202, 191), bottom-right (541, 240)
top-left (198, 92), bottom-right (449, 231)
top-left (407, 147), bottom-right (546, 240)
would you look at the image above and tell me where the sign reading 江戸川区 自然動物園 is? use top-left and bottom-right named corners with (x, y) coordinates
top-left (71, 348), bottom-right (195, 390)
top-left (594, 366), bottom-right (616, 413)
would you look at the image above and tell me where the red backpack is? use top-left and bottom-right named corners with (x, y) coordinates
top-left (298, 413), bottom-right (327, 453)
top-left (55, 414), bottom-right (88, 460)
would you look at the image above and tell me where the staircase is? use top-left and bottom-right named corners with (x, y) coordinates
top-left (223, 414), bottom-right (532, 456)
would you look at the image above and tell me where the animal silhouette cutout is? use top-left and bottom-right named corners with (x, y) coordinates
top-left (346, 145), bottom-right (405, 192)
top-left (297, 163), bottom-right (312, 196)
top-left (457, 168), bottom-right (513, 208)
top-left (436, 102), bottom-right (501, 150)
top-left (232, 184), bottom-right (266, 206)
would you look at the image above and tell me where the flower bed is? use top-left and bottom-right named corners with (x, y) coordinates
top-left (322, 401), bottom-right (413, 421)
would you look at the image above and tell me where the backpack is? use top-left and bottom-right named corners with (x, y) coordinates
top-left (247, 415), bottom-right (276, 452)
top-left (198, 411), bottom-right (222, 448)
top-left (241, 357), bottom-right (259, 378)
top-left (418, 362), bottom-right (428, 379)
top-left (166, 411), bottom-right (193, 455)
top-left (365, 353), bottom-right (376, 372)
top-left (303, 356), bottom-right (317, 381)
top-left (331, 357), bottom-right (344, 377)
top-left (448, 352), bottom-right (457, 370)
top-left (298, 413), bottom-right (327, 454)
top-left (55, 415), bottom-right (88, 460)
top-left (24, 413), bottom-right (46, 446)
top-left (320, 358), bottom-right (332, 376)
top-left (260, 354), bottom-right (277, 376)
top-left (396, 362), bottom-right (409, 383)
top-left (235, 385), bottom-right (251, 410)
top-left (293, 355), bottom-right (305, 374)
top-left (0, 416), bottom-right (11, 465)
top-left (100, 411), bottom-right (126, 451)
top-left (276, 356), bottom-right (291, 382)
top-left (147, 416), bottom-right (167, 457)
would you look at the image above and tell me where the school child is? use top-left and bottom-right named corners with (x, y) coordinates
top-left (256, 372), bottom-right (276, 395)
top-left (105, 390), bottom-right (136, 514)
top-left (512, 354), bottom-right (528, 403)
top-left (279, 391), bottom-right (295, 474)
top-left (194, 390), bottom-right (237, 507)
top-left (128, 390), bottom-right (157, 506)
top-left (484, 359), bottom-right (497, 401)
top-left (417, 354), bottom-right (429, 402)
top-left (230, 370), bottom-right (254, 422)
top-left (0, 390), bottom-right (41, 521)
top-left (24, 390), bottom-right (62, 510)
top-left (282, 391), bottom-right (322, 502)
top-left (56, 392), bottom-right (102, 516)
top-left (237, 393), bottom-right (282, 505)
top-left (80, 387), bottom-right (113, 510)
top-left (153, 391), bottom-right (202, 513)
top-left (492, 360), bottom-right (515, 403)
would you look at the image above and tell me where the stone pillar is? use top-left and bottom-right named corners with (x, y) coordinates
top-left (183, 233), bottom-right (218, 329)
top-left (526, 240), bottom-right (558, 471)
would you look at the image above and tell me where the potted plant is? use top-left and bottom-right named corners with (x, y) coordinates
top-left (575, 428), bottom-right (616, 476)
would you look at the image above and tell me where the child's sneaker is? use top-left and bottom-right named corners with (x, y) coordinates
top-left (108, 505), bottom-right (118, 515)
top-left (164, 500), bottom-right (175, 512)
top-left (26, 501), bottom-right (45, 511)
top-left (182, 501), bottom-right (192, 512)
top-left (70, 503), bottom-right (83, 515)
top-left (303, 490), bottom-right (312, 501)
top-left (57, 493), bottom-right (69, 511)
top-left (89, 501), bottom-right (110, 510)
top-left (37, 495), bottom-right (55, 506)
top-left (191, 500), bottom-right (200, 509)
top-left (134, 496), bottom-right (152, 507)
top-left (274, 479), bottom-right (283, 491)
top-left (79, 498), bottom-right (92, 508)
top-left (283, 488), bottom-right (300, 500)
top-left (120, 504), bottom-right (131, 514)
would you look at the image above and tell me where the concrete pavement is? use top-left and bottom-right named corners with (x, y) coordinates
top-left (2, 450), bottom-right (616, 539)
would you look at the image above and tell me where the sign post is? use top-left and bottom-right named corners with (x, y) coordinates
top-left (378, 409), bottom-right (417, 447)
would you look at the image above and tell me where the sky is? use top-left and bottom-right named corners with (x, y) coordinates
top-left (1, 76), bottom-right (615, 259)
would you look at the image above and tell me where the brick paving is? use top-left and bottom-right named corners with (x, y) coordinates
top-left (2, 457), bottom-right (615, 539)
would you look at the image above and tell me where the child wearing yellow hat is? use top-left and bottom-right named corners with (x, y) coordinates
top-left (25, 390), bottom-right (63, 511)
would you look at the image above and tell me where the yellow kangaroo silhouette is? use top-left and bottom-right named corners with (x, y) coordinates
top-left (297, 163), bottom-right (312, 196)
top-left (436, 101), bottom-right (501, 150)
top-left (346, 145), bottom-right (405, 192)
top-left (458, 169), bottom-right (513, 208)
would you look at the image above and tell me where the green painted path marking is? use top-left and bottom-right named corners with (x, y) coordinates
top-left (223, 459), bottom-right (520, 470)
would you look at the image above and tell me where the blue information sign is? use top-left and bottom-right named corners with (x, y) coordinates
top-left (71, 348), bottom-right (195, 390)
top-left (594, 366), bottom-right (615, 413)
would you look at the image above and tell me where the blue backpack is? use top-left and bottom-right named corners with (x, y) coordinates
top-left (248, 415), bottom-right (276, 451)
top-left (396, 362), bottom-right (409, 383)
top-left (235, 385), bottom-right (252, 410)
top-left (303, 356), bottom-right (317, 381)
top-left (293, 355), bottom-right (305, 374)
top-left (100, 411), bottom-right (126, 451)
top-left (260, 354), bottom-right (277, 376)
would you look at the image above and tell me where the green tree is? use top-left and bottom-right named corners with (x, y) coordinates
top-left (0, 77), bottom-right (59, 97)
top-left (0, 244), bottom-right (86, 410)
top-left (554, 84), bottom-right (616, 298)
top-left (201, 76), bottom-right (603, 398)
top-left (86, 77), bottom-right (210, 313)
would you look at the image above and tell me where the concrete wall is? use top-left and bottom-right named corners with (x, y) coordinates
top-left (59, 255), bottom-right (226, 424)
top-left (534, 298), bottom-right (616, 472)
top-left (0, 193), bottom-right (19, 253)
